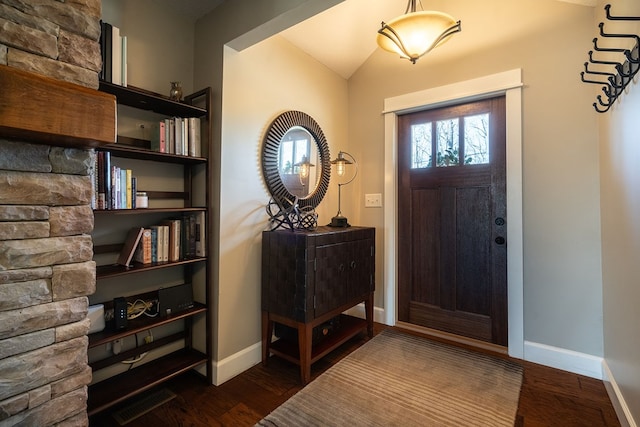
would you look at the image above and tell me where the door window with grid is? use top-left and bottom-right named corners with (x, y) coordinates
top-left (411, 113), bottom-right (490, 169)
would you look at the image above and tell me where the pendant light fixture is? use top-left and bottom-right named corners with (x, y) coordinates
top-left (377, 0), bottom-right (461, 64)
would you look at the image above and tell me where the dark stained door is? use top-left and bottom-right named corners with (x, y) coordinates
top-left (397, 96), bottom-right (507, 346)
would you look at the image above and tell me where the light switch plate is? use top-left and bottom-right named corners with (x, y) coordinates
top-left (365, 193), bottom-right (382, 208)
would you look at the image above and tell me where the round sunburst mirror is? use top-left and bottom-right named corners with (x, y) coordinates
top-left (261, 111), bottom-right (331, 210)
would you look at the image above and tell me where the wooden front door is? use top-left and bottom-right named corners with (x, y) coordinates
top-left (397, 96), bottom-right (507, 346)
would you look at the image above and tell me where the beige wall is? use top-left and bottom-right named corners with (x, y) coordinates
top-left (218, 35), bottom-right (348, 363)
top-left (349, 0), bottom-right (604, 356)
top-left (598, 1), bottom-right (640, 422)
top-left (194, 0), bottom-right (345, 381)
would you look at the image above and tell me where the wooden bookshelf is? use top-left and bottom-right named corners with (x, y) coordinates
top-left (89, 83), bottom-right (213, 416)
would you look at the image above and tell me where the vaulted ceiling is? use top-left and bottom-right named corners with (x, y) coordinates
top-left (158, 0), bottom-right (597, 79)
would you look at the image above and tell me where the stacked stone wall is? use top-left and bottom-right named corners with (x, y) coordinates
top-left (0, 1), bottom-right (101, 425)
top-left (0, 0), bottom-right (101, 89)
top-left (0, 141), bottom-right (95, 426)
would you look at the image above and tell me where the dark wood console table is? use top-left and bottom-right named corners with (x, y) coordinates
top-left (261, 226), bottom-right (375, 384)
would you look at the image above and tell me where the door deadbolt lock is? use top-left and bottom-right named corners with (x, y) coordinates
top-left (495, 217), bottom-right (505, 226)
top-left (495, 236), bottom-right (506, 245)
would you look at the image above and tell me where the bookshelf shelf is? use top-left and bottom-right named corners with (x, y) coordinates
top-left (87, 348), bottom-right (207, 416)
top-left (95, 257), bottom-right (206, 279)
top-left (90, 83), bottom-right (213, 418)
top-left (103, 140), bottom-right (207, 164)
top-left (93, 207), bottom-right (206, 216)
top-left (88, 303), bottom-right (207, 348)
top-left (99, 81), bottom-right (206, 117)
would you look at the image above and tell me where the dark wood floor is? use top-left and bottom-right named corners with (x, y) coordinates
top-left (90, 324), bottom-right (621, 426)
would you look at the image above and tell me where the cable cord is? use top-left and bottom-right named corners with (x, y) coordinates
top-left (127, 299), bottom-right (158, 320)
top-left (121, 330), bottom-right (153, 367)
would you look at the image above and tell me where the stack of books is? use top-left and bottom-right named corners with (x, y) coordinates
top-left (117, 212), bottom-right (206, 267)
top-left (93, 152), bottom-right (137, 210)
top-left (150, 117), bottom-right (202, 157)
top-left (100, 21), bottom-right (127, 86)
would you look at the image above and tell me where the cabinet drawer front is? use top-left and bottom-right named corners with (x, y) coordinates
top-left (315, 237), bottom-right (373, 317)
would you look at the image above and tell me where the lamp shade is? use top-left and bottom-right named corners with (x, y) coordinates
top-left (295, 155), bottom-right (314, 179)
top-left (330, 152), bottom-right (354, 177)
top-left (377, 11), bottom-right (461, 63)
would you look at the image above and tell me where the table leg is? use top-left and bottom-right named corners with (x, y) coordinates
top-left (262, 311), bottom-right (273, 366)
top-left (297, 322), bottom-right (313, 384)
top-left (365, 293), bottom-right (374, 338)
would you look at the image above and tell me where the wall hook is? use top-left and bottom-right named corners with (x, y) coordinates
top-left (583, 61), bottom-right (616, 80)
top-left (608, 75), bottom-right (625, 90)
top-left (580, 4), bottom-right (640, 113)
top-left (596, 94), bottom-right (613, 108)
top-left (605, 4), bottom-right (640, 21)
top-left (580, 72), bottom-right (608, 86)
top-left (592, 37), bottom-right (628, 54)
top-left (598, 22), bottom-right (640, 46)
top-left (615, 63), bottom-right (633, 78)
top-left (593, 101), bottom-right (611, 113)
top-left (624, 49), bottom-right (640, 64)
top-left (588, 50), bottom-right (621, 67)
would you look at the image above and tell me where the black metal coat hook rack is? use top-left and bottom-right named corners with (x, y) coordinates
top-left (580, 4), bottom-right (640, 113)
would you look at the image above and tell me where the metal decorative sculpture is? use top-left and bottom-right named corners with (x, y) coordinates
top-left (266, 195), bottom-right (318, 231)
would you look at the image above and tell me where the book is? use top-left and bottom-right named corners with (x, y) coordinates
top-left (121, 35), bottom-right (127, 87)
top-left (111, 165), bottom-right (119, 209)
top-left (174, 117), bottom-right (183, 156)
top-left (151, 121), bottom-right (166, 153)
top-left (187, 214), bottom-right (196, 258)
top-left (100, 21), bottom-right (112, 82)
top-left (160, 225), bottom-right (169, 262)
top-left (161, 219), bottom-right (181, 262)
top-left (150, 226), bottom-right (158, 263)
top-left (195, 211), bottom-right (206, 257)
top-left (182, 118), bottom-right (188, 155)
top-left (111, 25), bottom-right (122, 85)
top-left (131, 176), bottom-right (137, 209)
top-left (119, 168), bottom-right (127, 209)
top-left (133, 228), bottom-right (152, 264)
top-left (188, 117), bottom-right (201, 157)
top-left (96, 151), bottom-right (105, 210)
top-left (103, 152), bottom-right (111, 209)
top-left (164, 118), bottom-right (172, 154)
top-left (117, 227), bottom-right (144, 266)
top-left (125, 169), bottom-right (132, 209)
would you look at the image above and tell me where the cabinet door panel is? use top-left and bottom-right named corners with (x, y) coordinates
top-left (315, 238), bottom-right (372, 317)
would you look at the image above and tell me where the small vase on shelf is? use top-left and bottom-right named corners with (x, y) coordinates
top-left (169, 81), bottom-right (183, 101)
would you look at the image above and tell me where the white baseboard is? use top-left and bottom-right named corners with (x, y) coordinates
top-left (212, 341), bottom-right (262, 386)
top-left (602, 360), bottom-right (637, 427)
top-left (524, 340), bottom-right (603, 379)
top-left (343, 303), bottom-right (387, 324)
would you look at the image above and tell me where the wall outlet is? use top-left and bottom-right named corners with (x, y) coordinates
top-left (365, 193), bottom-right (382, 208)
top-left (112, 339), bottom-right (122, 355)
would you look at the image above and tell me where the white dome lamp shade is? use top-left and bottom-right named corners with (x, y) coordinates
top-left (377, 0), bottom-right (461, 64)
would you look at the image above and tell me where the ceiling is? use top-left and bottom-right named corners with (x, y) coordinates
top-left (156, 0), bottom-right (598, 79)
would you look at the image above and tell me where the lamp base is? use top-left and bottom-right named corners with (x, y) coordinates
top-left (329, 215), bottom-right (350, 228)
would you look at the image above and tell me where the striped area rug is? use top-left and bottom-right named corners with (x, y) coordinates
top-left (257, 329), bottom-right (523, 426)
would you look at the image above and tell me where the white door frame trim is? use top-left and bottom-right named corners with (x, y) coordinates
top-left (382, 69), bottom-right (524, 358)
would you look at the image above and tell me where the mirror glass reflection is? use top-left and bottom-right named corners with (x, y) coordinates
top-left (278, 126), bottom-right (320, 198)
